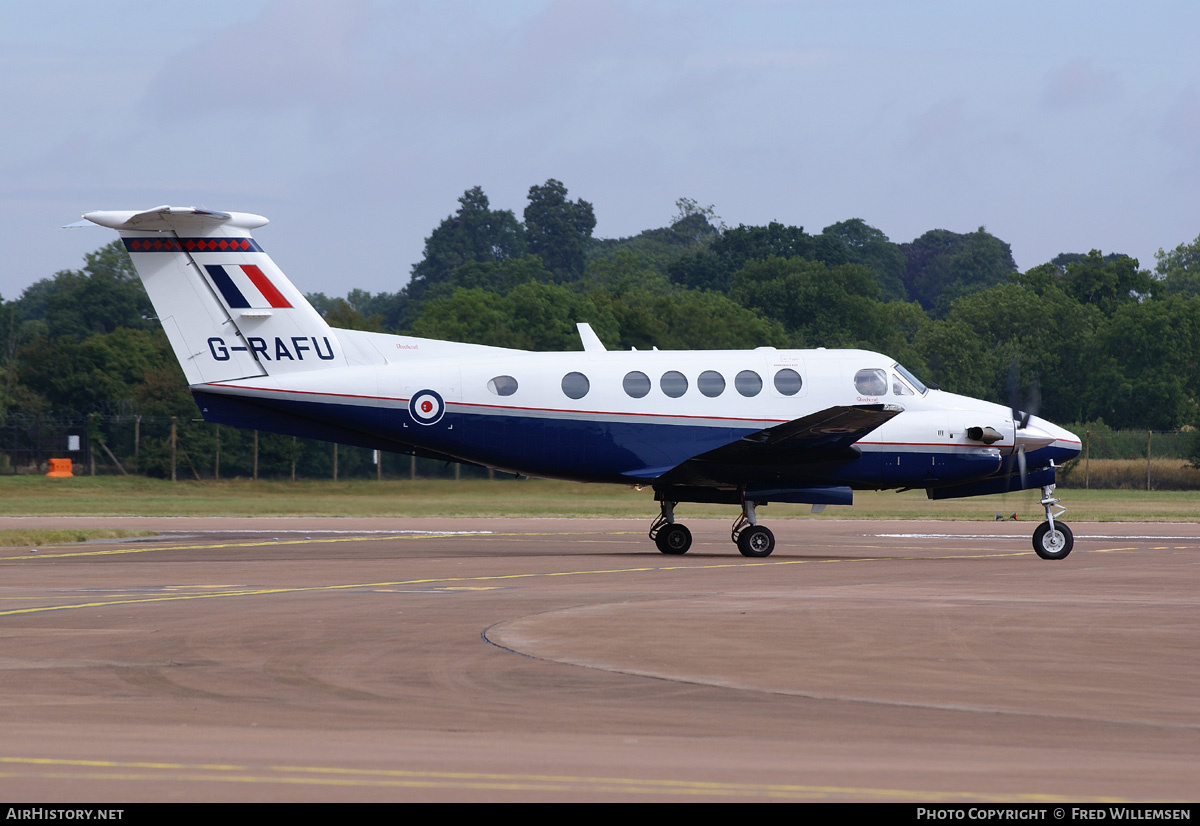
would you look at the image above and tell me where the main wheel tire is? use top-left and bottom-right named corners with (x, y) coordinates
top-left (1032, 521), bottom-right (1073, 560)
top-left (655, 523), bottom-right (692, 555)
top-left (736, 525), bottom-right (775, 558)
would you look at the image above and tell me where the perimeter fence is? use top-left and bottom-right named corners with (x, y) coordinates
top-left (0, 410), bottom-right (493, 481)
top-left (0, 411), bottom-right (1196, 489)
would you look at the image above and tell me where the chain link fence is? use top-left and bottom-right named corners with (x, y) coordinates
top-left (0, 411), bottom-right (492, 481)
top-left (1057, 428), bottom-right (1199, 490)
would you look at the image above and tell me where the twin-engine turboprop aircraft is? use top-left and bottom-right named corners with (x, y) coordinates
top-left (79, 206), bottom-right (1082, 559)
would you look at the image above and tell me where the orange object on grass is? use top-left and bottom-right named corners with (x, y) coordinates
top-left (46, 458), bottom-right (73, 477)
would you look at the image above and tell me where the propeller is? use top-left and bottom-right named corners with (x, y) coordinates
top-left (1006, 361), bottom-right (1046, 488)
top-left (1007, 361), bottom-right (1040, 429)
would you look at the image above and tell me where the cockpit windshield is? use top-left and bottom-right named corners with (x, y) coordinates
top-left (893, 363), bottom-right (928, 395)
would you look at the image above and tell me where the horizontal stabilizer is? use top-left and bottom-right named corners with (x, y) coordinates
top-left (83, 206), bottom-right (268, 232)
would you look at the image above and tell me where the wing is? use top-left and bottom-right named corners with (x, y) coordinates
top-left (629, 403), bottom-right (902, 491)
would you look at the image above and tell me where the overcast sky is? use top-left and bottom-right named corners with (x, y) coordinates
top-left (5, 0), bottom-right (1200, 301)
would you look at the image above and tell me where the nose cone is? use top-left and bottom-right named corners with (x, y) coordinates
top-left (1027, 416), bottom-right (1082, 463)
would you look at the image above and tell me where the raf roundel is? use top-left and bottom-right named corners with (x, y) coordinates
top-left (408, 389), bottom-right (446, 426)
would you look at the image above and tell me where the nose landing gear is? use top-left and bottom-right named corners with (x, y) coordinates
top-left (1033, 482), bottom-right (1073, 559)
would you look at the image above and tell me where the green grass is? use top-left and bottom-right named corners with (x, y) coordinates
top-left (3, 475), bottom-right (1198, 522)
top-left (0, 528), bottom-right (157, 549)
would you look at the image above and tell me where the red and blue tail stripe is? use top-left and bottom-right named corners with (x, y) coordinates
top-left (204, 264), bottom-right (293, 309)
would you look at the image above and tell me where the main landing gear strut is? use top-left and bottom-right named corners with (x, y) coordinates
top-left (649, 499), bottom-right (777, 558)
top-left (1033, 482), bottom-right (1073, 560)
top-left (649, 501), bottom-right (692, 555)
top-left (731, 499), bottom-right (775, 558)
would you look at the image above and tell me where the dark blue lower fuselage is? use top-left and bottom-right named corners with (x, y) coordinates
top-left (193, 390), bottom-right (1074, 496)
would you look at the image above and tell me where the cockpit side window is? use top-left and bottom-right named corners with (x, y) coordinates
top-left (854, 368), bottom-right (887, 396)
top-left (892, 373), bottom-right (914, 396)
top-left (893, 363), bottom-right (928, 395)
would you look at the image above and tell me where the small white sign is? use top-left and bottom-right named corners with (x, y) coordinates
top-left (68, 435), bottom-right (80, 451)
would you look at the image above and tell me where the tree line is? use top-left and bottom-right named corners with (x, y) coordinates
top-left (2, 178), bottom-right (1198, 476)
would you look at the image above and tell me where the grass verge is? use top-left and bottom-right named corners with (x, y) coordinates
top-left (1, 475), bottom-right (1197, 522)
top-left (0, 528), bottom-right (158, 549)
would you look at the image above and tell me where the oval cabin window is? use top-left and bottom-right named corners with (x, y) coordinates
top-left (773, 368), bottom-right (802, 396)
top-left (660, 371), bottom-right (688, 398)
top-left (561, 372), bottom-right (590, 400)
top-left (735, 370), bottom-right (762, 397)
top-left (623, 371), bottom-right (651, 398)
top-left (698, 370), bottom-right (725, 398)
top-left (487, 375), bottom-right (518, 396)
top-left (854, 368), bottom-right (887, 396)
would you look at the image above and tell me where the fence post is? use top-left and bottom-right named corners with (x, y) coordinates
top-left (253, 430), bottom-right (259, 481)
top-left (214, 424), bottom-right (220, 480)
top-left (170, 417), bottom-right (177, 482)
top-left (332, 443), bottom-right (338, 481)
top-left (1146, 430), bottom-right (1152, 491)
top-left (291, 435), bottom-right (297, 482)
top-left (1084, 429), bottom-right (1090, 489)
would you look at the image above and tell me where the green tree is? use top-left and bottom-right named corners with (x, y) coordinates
top-left (588, 199), bottom-right (722, 274)
top-left (17, 327), bottom-right (174, 414)
top-left (1083, 296), bottom-right (1200, 429)
top-left (524, 179), bottom-right (596, 280)
top-left (438, 255), bottom-right (555, 296)
top-left (408, 186), bottom-right (526, 299)
top-left (934, 283), bottom-right (1100, 421)
top-left (668, 221), bottom-right (850, 293)
top-left (666, 197), bottom-right (724, 246)
top-left (820, 219), bottom-right (907, 302)
top-left (1057, 251), bottom-right (1152, 314)
top-left (592, 286), bottom-right (786, 351)
top-left (730, 257), bottom-right (884, 348)
top-left (408, 283), bottom-right (618, 351)
top-left (581, 250), bottom-right (673, 295)
top-left (1154, 232), bottom-right (1200, 298)
top-left (900, 228), bottom-right (1017, 317)
top-left (913, 318), bottom-right (994, 400)
top-left (17, 241), bottom-right (154, 338)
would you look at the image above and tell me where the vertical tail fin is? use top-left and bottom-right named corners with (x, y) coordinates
top-left (83, 206), bottom-right (345, 385)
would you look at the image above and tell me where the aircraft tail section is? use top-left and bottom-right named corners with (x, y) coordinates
top-left (83, 206), bottom-right (346, 385)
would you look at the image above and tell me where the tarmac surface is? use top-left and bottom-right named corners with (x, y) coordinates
top-left (0, 516), bottom-right (1197, 802)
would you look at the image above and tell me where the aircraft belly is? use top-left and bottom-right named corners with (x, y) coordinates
top-left (851, 447), bottom-right (1003, 487)
top-left (455, 413), bottom-right (753, 481)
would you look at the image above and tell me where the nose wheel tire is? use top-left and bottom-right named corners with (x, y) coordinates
top-left (1033, 521), bottom-right (1073, 560)
top-left (655, 523), bottom-right (692, 555)
top-left (736, 525), bottom-right (775, 558)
